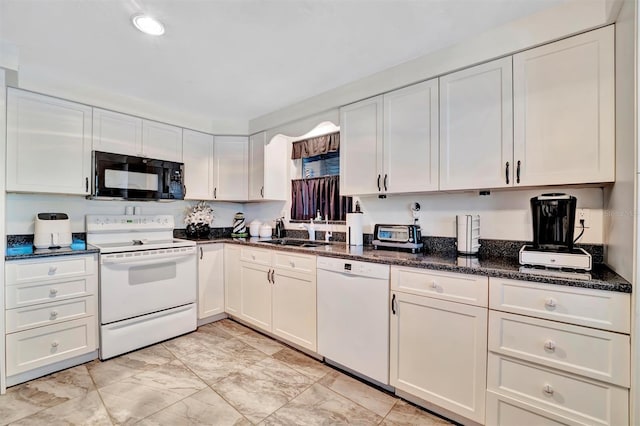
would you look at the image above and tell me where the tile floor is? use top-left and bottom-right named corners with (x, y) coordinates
top-left (0, 319), bottom-right (454, 425)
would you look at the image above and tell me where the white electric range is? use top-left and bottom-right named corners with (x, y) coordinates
top-left (86, 214), bottom-right (197, 360)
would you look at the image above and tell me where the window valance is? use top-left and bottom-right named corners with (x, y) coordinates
top-left (291, 131), bottom-right (340, 159)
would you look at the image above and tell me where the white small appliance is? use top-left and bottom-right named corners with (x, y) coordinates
top-left (346, 213), bottom-right (363, 246)
top-left (34, 213), bottom-right (72, 249)
top-left (456, 214), bottom-right (480, 256)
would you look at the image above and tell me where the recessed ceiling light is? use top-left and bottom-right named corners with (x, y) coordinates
top-left (131, 14), bottom-right (165, 36)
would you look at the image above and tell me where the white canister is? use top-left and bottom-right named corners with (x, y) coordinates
top-left (259, 224), bottom-right (273, 238)
top-left (249, 220), bottom-right (262, 237)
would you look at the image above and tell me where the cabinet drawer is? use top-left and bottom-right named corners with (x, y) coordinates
top-left (6, 296), bottom-right (96, 333)
top-left (6, 255), bottom-right (96, 285)
top-left (391, 267), bottom-right (488, 307)
top-left (486, 391), bottom-right (587, 426)
top-left (487, 354), bottom-right (629, 426)
top-left (489, 278), bottom-right (630, 333)
top-left (240, 247), bottom-right (272, 266)
top-left (489, 311), bottom-right (630, 387)
top-left (273, 252), bottom-right (315, 274)
top-left (6, 316), bottom-right (97, 376)
top-left (6, 276), bottom-right (97, 309)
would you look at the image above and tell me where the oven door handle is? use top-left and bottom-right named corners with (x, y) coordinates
top-left (101, 251), bottom-right (195, 266)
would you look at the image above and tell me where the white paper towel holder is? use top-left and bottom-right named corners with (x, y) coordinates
top-left (346, 212), bottom-right (364, 246)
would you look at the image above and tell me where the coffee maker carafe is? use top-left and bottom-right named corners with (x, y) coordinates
top-left (530, 193), bottom-right (577, 251)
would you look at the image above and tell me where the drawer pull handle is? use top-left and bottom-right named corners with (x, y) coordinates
top-left (544, 297), bottom-right (557, 309)
top-left (290, 261), bottom-right (295, 267)
top-left (48, 266), bottom-right (57, 275)
top-left (431, 281), bottom-right (438, 289)
top-left (252, 255), bottom-right (256, 260)
top-left (50, 288), bottom-right (58, 296)
top-left (543, 384), bottom-right (554, 396)
top-left (544, 340), bottom-right (556, 352)
top-left (50, 311), bottom-right (59, 318)
top-left (51, 341), bottom-right (59, 348)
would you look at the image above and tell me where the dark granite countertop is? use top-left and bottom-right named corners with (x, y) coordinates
top-left (5, 242), bottom-right (100, 260)
top-left (195, 237), bottom-right (631, 293)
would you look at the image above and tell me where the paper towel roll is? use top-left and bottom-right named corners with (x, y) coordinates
top-left (346, 213), bottom-right (364, 246)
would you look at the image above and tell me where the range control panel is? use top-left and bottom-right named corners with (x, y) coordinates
top-left (86, 215), bottom-right (175, 232)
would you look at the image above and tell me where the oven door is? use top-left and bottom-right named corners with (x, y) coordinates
top-left (99, 247), bottom-right (196, 324)
top-left (93, 151), bottom-right (184, 200)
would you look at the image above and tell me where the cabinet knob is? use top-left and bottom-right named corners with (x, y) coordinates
top-left (50, 310), bottom-right (58, 319)
top-left (290, 261), bottom-right (295, 267)
top-left (49, 288), bottom-right (58, 296)
top-left (544, 297), bottom-right (557, 309)
top-left (543, 384), bottom-right (554, 396)
top-left (51, 341), bottom-right (59, 348)
top-left (544, 340), bottom-right (556, 352)
top-left (431, 281), bottom-right (438, 289)
top-left (251, 254), bottom-right (256, 260)
top-left (48, 266), bottom-right (57, 275)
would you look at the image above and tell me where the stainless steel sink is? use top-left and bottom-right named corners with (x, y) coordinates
top-left (259, 239), bottom-right (331, 248)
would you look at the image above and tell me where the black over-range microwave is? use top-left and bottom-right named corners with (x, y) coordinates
top-left (91, 151), bottom-right (185, 200)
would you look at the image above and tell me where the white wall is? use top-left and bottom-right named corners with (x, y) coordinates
top-left (604, 0), bottom-right (637, 282)
top-left (5, 194), bottom-right (243, 235)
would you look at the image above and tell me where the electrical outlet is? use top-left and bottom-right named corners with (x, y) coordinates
top-left (576, 208), bottom-right (590, 229)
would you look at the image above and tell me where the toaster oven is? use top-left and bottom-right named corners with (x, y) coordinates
top-left (373, 224), bottom-right (423, 253)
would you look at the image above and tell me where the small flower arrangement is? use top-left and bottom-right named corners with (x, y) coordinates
top-left (184, 202), bottom-right (214, 239)
top-left (185, 201), bottom-right (214, 226)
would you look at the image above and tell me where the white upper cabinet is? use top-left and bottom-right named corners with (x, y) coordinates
top-left (213, 136), bottom-right (248, 201)
top-left (182, 129), bottom-right (214, 200)
top-left (92, 108), bottom-right (142, 157)
top-left (340, 96), bottom-right (383, 196)
top-left (439, 57), bottom-right (514, 191)
top-left (142, 120), bottom-right (183, 163)
top-left (513, 25), bottom-right (615, 186)
top-left (7, 89), bottom-right (92, 195)
top-left (93, 108), bottom-right (183, 162)
top-left (341, 80), bottom-right (439, 196)
top-left (383, 79), bottom-right (439, 193)
top-left (248, 132), bottom-right (266, 200)
top-left (248, 132), bottom-right (287, 201)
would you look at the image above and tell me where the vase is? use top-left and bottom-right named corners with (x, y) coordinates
top-left (185, 224), bottom-right (198, 239)
top-left (197, 224), bottom-right (210, 239)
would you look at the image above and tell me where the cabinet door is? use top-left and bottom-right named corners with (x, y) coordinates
top-left (224, 245), bottom-right (241, 316)
top-left (142, 120), bottom-right (183, 162)
top-left (92, 108), bottom-right (142, 156)
top-left (272, 268), bottom-right (317, 351)
top-left (263, 135), bottom-right (289, 200)
top-left (183, 129), bottom-right (214, 200)
top-left (6, 89), bottom-right (92, 195)
top-left (390, 291), bottom-right (487, 423)
top-left (239, 262), bottom-right (272, 331)
top-left (383, 79), bottom-right (439, 193)
top-left (213, 136), bottom-right (248, 201)
top-left (339, 96), bottom-right (383, 195)
top-left (513, 26), bottom-right (614, 186)
top-left (439, 57), bottom-right (513, 190)
top-left (197, 244), bottom-right (224, 319)
top-left (248, 132), bottom-right (265, 200)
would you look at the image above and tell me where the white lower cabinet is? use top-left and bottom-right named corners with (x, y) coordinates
top-left (197, 244), bottom-right (224, 320)
top-left (487, 278), bottom-right (631, 426)
top-left (228, 246), bottom-right (317, 351)
top-left (5, 254), bottom-right (99, 385)
top-left (390, 267), bottom-right (488, 424)
top-left (224, 245), bottom-right (241, 317)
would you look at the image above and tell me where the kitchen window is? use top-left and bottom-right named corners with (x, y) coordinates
top-left (290, 131), bottom-right (352, 221)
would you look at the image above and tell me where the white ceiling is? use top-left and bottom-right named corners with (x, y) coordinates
top-left (1, 0), bottom-right (569, 130)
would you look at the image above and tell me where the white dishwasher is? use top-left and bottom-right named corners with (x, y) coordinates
top-left (317, 256), bottom-right (390, 386)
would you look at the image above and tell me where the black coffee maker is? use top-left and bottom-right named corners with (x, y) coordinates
top-left (530, 193), bottom-right (577, 251)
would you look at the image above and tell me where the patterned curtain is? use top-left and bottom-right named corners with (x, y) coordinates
top-left (290, 175), bottom-right (352, 221)
top-left (291, 132), bottom-right (340, 159)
